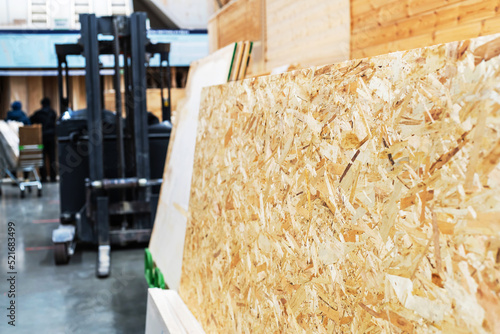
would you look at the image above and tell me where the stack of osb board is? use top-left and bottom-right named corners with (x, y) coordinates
top-left (179, 34), bottom-right (500, 332)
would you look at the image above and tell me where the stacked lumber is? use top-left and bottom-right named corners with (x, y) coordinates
top-left (352, 0), bottom-right (500, 59)
top-left (208, 0), bottom-right (350, 74)
top-left (179, 34), bottom-right (500, 332)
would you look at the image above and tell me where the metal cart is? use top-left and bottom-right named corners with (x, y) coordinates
top-left (0, 127), bottom-right (43, 198)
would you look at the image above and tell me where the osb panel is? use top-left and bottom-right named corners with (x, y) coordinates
top-left (180, 35), bottom-right (500, 332)
top-left (351, 0), bottom-right (500, 59)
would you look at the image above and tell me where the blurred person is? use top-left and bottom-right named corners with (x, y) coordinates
top-left (30, 97), bottom-right (57, 182)
top-left (6, 101), bottom-right (30, 125)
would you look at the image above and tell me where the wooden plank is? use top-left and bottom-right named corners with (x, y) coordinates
top-left (149, 43), bottom-right (237, 291)
top-left (352, 0), bottom-right (498, 51)
top-left (352, 13), bottom-right (500, 59)
top-left (229, 42), bottom-right (245, 81)
top-left (351, 0), bottom-right (500, 59)
top-left (207, 16), bottom-right (219, 53)
top-left (179, 34), bottom-right (500, 332)
top-left (145, 289), bottom-right (205, 334)
top-left (238, 41), bottom-right (252, 80)
top-left (352, 0), bottom-right (465, 32)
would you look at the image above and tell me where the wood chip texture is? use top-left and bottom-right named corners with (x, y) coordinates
top-left (179, 34), bottom-right (500, 333)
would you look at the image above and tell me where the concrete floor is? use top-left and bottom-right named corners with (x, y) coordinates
top-left (0, 182), bottom-right (148, 333)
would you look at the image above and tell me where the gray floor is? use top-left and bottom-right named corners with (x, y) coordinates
top-left (0, 182), bottom-right (148, 333)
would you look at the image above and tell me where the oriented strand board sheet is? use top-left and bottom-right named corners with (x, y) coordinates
top-left (266, 0), bottom-right (350, 69)
top-left (180, 35), bottom-right (500, 332)
top-left (352, 0), bottom-right (500, 59)
top-left (149, 44), bottom-right (237, 291)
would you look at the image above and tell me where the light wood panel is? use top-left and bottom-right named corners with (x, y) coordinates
top-left (352, 0), bottom-right (500, 58)
top-left (179, 34), bottom-right (500, 332)
top-left (8, 77), bottom-right (28, 115)
top-left (266, 0), bottom-right (350, 69)
top-left (27, 76), bottom-right (44, 115)
top-left (145, 288), bottom-right (205, 334)
top-left (42, 76), bottom-right (60, 115)
top-left (71, 76), bottom-right (87, 111)
top-left (149, 44), bottom-right (237, 291)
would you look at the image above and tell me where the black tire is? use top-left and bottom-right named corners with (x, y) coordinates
top-left (27, 187), bottom-right (32, 193)
top-left (20, 189), bottom-right (25, 199)
top-left (37, 188), bottom-right (42, 197)
top-left (54, 243), bottom-right (69, 265)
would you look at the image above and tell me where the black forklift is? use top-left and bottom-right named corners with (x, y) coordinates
top-left (52, 13), bottom-right (172, 277)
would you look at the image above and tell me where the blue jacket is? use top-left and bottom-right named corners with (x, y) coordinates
top-left (6, 109), bottom-right (31, 125)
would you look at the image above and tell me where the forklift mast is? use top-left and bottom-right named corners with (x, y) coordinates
top-left (53, 13), bottom-right (172, 277)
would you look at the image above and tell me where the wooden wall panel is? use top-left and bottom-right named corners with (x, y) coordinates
top-left (8, 77), bottom-right (28, 115)
top-left (179, 35), bottom-right (500, 332)
top-left (265, 0), bottom-right (350, 69)
top-left (42, 76), bottom-right (60, 115)
top-left (352, 0), bottom-right (500, 58)
top-left (71, 76), bottom-right (87, 111)
top-left (27, 76), bottom-right (44, 115)
top-left (0, 77), bottom-right (10, 119)
top-left (104, 88), bottom-right (186, 121)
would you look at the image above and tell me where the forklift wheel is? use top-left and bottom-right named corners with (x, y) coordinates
top-left (20, 189), bottom-right (25, 198)
top-left (37, 188), bottom-right (42, 197)
top-left (54, 243), bottom-right (69, 265)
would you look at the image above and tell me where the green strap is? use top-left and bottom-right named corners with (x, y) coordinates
top-left (144, 248), bottom-right (155, 288)
top-left (155, 268), bottom-right (166, 289)
top-left (19, 144), bottom-right (44, 151)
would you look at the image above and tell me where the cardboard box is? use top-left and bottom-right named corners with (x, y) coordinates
top-left (19, 124), bottom-right (42, 146)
